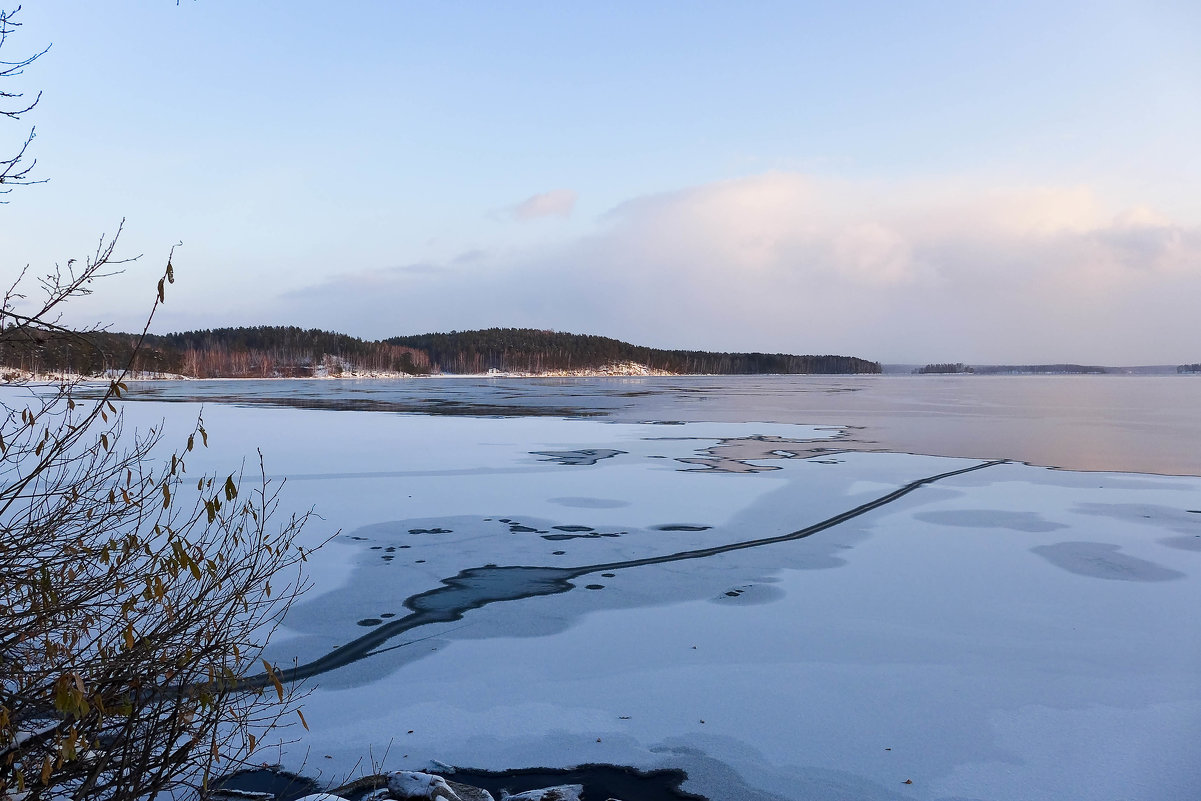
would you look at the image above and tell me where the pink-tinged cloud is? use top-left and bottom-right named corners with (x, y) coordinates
top-left (509, 189), bottom-right (578, 221)
top-left (276, 173), bottom-right (1201, 363)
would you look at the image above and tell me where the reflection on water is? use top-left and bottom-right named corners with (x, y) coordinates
top-left (114, 375), bottom-right (1201, 474)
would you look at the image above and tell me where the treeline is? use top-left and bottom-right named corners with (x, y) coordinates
top-left (0, 325), bottom-right (880, 378)
top-left (387, 328), bottom-right (881, 375)
top-left (0, 330), bottom-right (181, 377)
top-left (974, 364), bottom-right (1108, 375)
top-left (1180, 364), bottom-right (1201, 374)
top-left (0, 326), bottom-right (429, 378)
top-left (148, 327), bottom-right (429, 377)
top-left (913, 363), bottom-right (973, 374)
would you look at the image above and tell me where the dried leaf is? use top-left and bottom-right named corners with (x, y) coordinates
top-left (262, 659), bottom-right (285, 702)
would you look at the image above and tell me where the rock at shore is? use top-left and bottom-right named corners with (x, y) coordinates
top-left (499, 786), bottom-right (583, 801)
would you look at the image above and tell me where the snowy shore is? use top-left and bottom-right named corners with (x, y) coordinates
top-left (0, 361), bottom-right (682, 383)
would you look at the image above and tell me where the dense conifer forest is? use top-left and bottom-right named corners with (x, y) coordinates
top-left (972, 364), bottom-right (1108, 375)
top-left (0, 326), bottom-right (880, 378)
top-left (388, 328), bottom-right (881, 375)
top-left (912, 363), bottom-right (973, 374)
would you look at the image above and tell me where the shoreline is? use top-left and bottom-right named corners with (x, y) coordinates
top-left (9, 368), bottom-right (1192, 384)
top-left (0, 361), bottom-right (884, 383)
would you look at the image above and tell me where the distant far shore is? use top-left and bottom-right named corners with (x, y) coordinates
top-left (0, 325), bottom-right (882, 380)
top-left (4, 363), bottom-right (1198, 384)
top-left (0, 361), bottom-right (683, 384)
top-left (884, 363), bottom-right (1196, 376)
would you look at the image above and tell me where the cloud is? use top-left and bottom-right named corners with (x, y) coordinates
top-left (508, 189), bottom-right (577, 221)
top-left (279, 262), bottom-right (445, 302)
top-left (452, 249), bottom-right (486, 264)
top-left (391, 262), bottom-right (447, 275)
top-left (275, 172), bottom-right (1201, 363)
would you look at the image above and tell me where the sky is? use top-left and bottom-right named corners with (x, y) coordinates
top-left (2, 0), bottom-right (1199, 364)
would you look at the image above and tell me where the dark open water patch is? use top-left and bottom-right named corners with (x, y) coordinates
top-left (212, 764), bottom-right (708, 801)
top-left (208, 767), bottom-right (321, 801)
top-left (443, 764), bottom-right (707, 801)
top-left (542, 531), bottom-right (622, 541)
top-left (530, 448), bottom-right (626, 466)
top-left (111, 390), bottom-right (606, 418)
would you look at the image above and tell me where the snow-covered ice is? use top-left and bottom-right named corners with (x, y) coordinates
top-left (74, 389), bottom-right (1201, 800)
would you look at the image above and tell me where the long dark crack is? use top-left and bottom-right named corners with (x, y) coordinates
top-left (247, 458), bottom-right (1006, 688)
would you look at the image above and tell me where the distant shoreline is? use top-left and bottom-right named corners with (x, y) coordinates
top-left (0, 325), bottom-right (882, 379)
top-left (4, 367), bottom-right (1198, 385)
top-left (0, 362), bottom-right (860, 383)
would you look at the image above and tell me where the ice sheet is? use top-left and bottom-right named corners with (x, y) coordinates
top-left (48, 392), bottom-right (1201, 800)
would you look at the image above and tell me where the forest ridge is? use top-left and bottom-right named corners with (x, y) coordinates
top-left (0, 326), bottom-right (882, 377)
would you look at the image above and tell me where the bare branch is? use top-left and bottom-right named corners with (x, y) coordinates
top-left (0, 249), bottom-right (315, 801)
top-left (1, 9), bottom-right (313, 797)
top-left (0, 5), bottom-right (50, 198)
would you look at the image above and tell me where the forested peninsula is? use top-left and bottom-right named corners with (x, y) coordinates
top-left (0, 326), bottom-right (881, 378)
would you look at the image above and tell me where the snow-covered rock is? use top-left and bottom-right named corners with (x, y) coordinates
top-left (443, 781), bottom-right (496, 801)
top-left (499, 786), bottom-right (583, 801)
top-left (387, 771), bottom-right (463, 801)
top-left (207, 790), bottom-right (276, 801)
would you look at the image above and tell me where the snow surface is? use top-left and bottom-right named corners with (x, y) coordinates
top-left (75, 394), bottom-right (1201, 800)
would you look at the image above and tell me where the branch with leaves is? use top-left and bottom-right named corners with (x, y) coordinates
top-left (2, 8), bottom-right (320, 797)
top-left (0, 248), bottom-right (315, 800)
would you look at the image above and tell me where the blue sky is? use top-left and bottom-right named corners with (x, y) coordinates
top-left (3, 1), bottom-right (1199, 362)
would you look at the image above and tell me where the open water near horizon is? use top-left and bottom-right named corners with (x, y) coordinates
top-left (121, 373), bottom-right (1201, 475)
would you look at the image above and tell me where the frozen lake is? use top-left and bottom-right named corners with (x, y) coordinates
top-left (122, 374), bottom-right (1201, 475)
top-left (101, 377), bottom-right (1201, 799)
